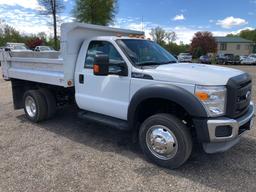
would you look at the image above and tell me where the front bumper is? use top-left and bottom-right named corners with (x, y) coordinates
top-left (202, 102), bottom-right (255, 153)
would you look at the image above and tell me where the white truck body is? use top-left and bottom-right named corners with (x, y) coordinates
top-left (0, 22), bottom-right (254, 169)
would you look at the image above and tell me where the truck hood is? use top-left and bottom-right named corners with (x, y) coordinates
top-left (143, 63), bottom-right (244, 85)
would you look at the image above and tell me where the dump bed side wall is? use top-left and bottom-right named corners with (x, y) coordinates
top-left (1, 51), bottom-right (65, 86)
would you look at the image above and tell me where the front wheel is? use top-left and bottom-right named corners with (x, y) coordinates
top-left (139, 114), bottom-right (192, 169)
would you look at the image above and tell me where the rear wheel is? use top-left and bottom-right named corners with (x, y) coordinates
top-left (39, 88), bottom-right (57, 119)
top-left (139, 114), bottom-right (192, 169)
top-left (23, 90), bottom-right (48, 122)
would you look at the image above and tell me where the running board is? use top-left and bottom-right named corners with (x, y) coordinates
top-left (78, 111), bottom-right (129, 130)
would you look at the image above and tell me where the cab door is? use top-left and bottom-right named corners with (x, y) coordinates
top-left (75, 40), bottom-right (131, 120)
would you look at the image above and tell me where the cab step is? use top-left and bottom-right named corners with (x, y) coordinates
top-left (78, 111), bottom-right (129, 130)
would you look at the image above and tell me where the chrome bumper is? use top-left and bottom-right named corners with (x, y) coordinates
top-left (203, 102), bottom-right (254, 153)
top-left (207, 102), bottom-right (255, 142)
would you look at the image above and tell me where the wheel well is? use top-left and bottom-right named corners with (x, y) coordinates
top-left (133, 98), bottom-right (195, 136)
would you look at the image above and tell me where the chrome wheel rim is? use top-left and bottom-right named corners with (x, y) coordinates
top-left (25, 96), bottom-right (37, 118)
top-left (146, 125), bottom-right (178, 160)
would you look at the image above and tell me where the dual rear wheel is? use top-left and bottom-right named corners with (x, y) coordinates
top-left (23, 89), bottom-right (56, 123)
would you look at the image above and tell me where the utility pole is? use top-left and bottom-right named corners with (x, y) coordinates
top-left (141, 16), bottom-right (144, 32)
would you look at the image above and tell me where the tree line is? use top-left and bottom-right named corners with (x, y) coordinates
top-left (37, 0), bottom-right (117, 49)
top-left (0, 24), bottom-right (59, 49)
top-left (0, 0), bottom-right (117, 49)
top-left (149, 27), bottom-right (189, 56)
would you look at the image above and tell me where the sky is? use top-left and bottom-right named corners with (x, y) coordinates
top-left (0, 0), bottom-right (255, 44)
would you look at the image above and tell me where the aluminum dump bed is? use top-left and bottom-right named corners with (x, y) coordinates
top-left (1, 22), bottom-right (144, 87)
top-left (1, 51), bottom-right (64, 86)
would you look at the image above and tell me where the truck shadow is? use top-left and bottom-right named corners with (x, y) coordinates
top-left (17, 106), bottom-right (256, 191)
top-left (17, 106), bottom-right (143, 159)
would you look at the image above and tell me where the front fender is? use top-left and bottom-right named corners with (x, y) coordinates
top-left (128, 84), bottom-right (208, 129)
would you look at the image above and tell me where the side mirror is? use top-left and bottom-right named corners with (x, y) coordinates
top-left (93, 54), bottom-right (109, 76)
top-left (109, 62), bottom-right (128, 76)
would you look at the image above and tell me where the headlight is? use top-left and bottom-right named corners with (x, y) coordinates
top-left (195, 85), bottom-right (227, 117)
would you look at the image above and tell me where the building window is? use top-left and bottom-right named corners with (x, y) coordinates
top-left (236, 44), bottom-right (240, 50)
top-left (220, 43), bottom-right (227, 50)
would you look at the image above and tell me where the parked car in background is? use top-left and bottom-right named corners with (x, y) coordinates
top-left (172, 54), bottom-right (178, 60)
top-left (225, 54), bottom-right (240, 65)
top-left (199, 55), bottom-right (211, 64)
top-left (34, 46), bottom-right (56, 52)
top-left (178, 53), bottom-right (192, 62)
top-left (241, 54), bottom-right (256, 65)
top-left (5, 43), bottom-right (32, 52)
top-left (240, 55), bottom-right (248, 61)
top-left (216, 54), bottom-right (226, 64)
top-left (216, 53), bottom-right (240, 65)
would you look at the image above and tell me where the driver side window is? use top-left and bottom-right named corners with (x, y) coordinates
top-left (84, 41), bottom-right (125, 68)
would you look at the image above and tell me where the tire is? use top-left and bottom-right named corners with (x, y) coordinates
top-left (139, 114), bottom-right (192, 169)
top-left (23, 90), bottom-right (48, 123)
top-left (39, 88), bottom-right (57, 119)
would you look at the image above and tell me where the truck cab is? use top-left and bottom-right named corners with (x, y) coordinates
top-left (1, 23), bottom-right (254, 169)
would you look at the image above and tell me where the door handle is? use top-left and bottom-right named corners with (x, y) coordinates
top-left (79, 74), bottom-right (84, 84)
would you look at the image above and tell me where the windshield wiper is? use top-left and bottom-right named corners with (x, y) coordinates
top-left (158, 60), bottom-right (177, 64)
top-left (136, 60), bottom-right (177, 66)
top-left (136, 61), bottom-right (162, 66)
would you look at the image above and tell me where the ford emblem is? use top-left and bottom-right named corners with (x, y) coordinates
top-left (246, 91), bottom-right (251, 99)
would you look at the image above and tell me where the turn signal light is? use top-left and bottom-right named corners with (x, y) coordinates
top-left (67, 80), bottom-right (73, 87)
top-left (93, 64), bottom-right (100, 73)
top-left (195, 92), bottom-right (209, 101)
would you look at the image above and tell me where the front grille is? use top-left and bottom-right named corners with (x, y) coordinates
top-left (226, 73), bottom-right (252, 118)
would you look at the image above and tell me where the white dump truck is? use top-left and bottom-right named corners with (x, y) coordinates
top-left (0, 22), bottom-right (254, 169)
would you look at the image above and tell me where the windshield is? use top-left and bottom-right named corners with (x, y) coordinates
top-left (116, 39), bottom-right (177, 66)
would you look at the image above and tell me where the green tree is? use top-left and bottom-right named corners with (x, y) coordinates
top-left (0, 24), bottom-right (22, 46)
top-left (227, 29), bottom-right (256, 42)
top-left (73, 0), bottom-right (118, 25)
top-left (0, 24), bottom-right (60, 50)
top-left (164, 42), bottom-right (189, 56)
top-left (150, 27), bottom-right (176, 46)
top-left (37, 0), bottom-right (65, 49)
top-left (226, 33), bottom-right (238, 37)
top-left (239, 29), bottom-right (256, 42)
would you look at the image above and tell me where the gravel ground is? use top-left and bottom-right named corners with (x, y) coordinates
top-left (0, 65), bottom-right (255, 192)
